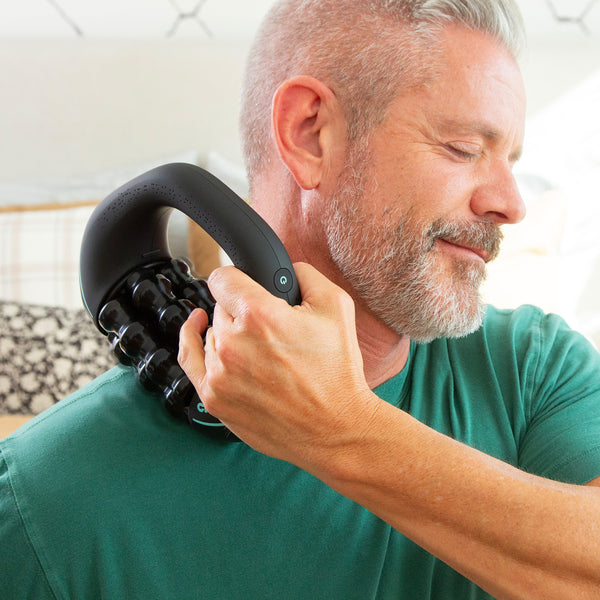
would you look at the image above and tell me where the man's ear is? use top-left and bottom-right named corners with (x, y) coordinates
top-left (272, 76), bottom-right (345, 190)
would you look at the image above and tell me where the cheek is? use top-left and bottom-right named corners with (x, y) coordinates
top-left (407, 159), bottom-right (476, 220)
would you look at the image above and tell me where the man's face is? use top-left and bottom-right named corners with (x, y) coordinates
top-left (323, 26), bottom-right (526, 342)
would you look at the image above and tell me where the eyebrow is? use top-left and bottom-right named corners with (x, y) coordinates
top-left (435, 118), bottom-right (523, 163)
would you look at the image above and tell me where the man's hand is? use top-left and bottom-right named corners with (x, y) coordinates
top-left (178, 262), bottom-right (379, 470)
top-left (178, 264), bottom-right (600, 600)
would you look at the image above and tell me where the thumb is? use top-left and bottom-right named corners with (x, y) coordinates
top-left (293, 262), bottom-right (356, 320)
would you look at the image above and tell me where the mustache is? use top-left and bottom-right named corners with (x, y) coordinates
top-left (426, 218), bottom-right (503, 262)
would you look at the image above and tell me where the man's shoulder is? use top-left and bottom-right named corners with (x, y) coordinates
top-left (1, 365), bottom-right (168, 468)
top-left (481, 303), bottom-right (546, 331)
top-left (6, 365), bottom-right (138, 432)
top-left (480, 304), bottom-right (595, 353)
top-left (477, 304), bottom-right (545, 346)
top-left (415, 304), bottom-right (598, 375)
top-left (0, 365), bottom-right (202, 530)
top-left (441, 304), bottom-right (600, 381)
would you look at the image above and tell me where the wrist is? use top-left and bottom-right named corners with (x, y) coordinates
top-left (314, 390), bottom-right (392, 490)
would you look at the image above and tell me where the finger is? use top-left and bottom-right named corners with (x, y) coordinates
top-left (293, 262), bottom-right (355, 319)
top-left (211, 301), bottom-right (233, 332)
top-left (207, 265), bottom-right (288, 318)
top-left (178, 308), bottom-right (209, 385)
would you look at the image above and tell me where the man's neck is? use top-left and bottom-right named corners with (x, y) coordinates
top-left (354, 304), bottom-right (411, 389)
top-left (250, 184), bottom-right (410, 388)
top-left (289, 247), bottom-right (411, 389)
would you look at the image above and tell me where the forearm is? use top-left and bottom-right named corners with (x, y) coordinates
top-left (316, 396), bottom-right (600, 600)
top-left (179, 265), bottom-right (600, 598)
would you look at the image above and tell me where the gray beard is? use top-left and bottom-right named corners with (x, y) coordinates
top-left (323, 160), bottom-right (502, 343)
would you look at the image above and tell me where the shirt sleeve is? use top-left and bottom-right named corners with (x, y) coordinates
top-left (517, 310), bottom-right (600, 485)
top-left (0, 446), bottom-right (57, 600)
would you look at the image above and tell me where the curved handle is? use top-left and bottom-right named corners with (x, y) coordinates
top-left (80, 162), bottom-right (300, 322)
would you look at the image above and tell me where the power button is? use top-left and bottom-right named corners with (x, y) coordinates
top-left (274, 268), bottom-right (294, 294)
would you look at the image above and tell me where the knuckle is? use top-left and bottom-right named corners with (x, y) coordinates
top-left (198, 389), bottom-right (219, 418)
top-left (235, 302), bottom-right (273, 334)
top-left (207, 265), bottom-right (227, 287)
top-left (215, 335), bottom-right (239, 366)
top-left (177, 344), bottom-right (189, 369)
top-left (202, 368), bottom-right (225, 409)
top-left (327, 286), bottom-right (355, 315)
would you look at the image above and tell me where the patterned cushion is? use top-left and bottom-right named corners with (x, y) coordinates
top-left (0, 301), bottom-right (117, 414)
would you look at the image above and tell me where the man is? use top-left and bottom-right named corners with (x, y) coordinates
top-left (1, 1), bottom-right (599, 599)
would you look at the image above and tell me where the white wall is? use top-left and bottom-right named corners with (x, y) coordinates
top-left (0, 0), bottom-right (274, 40)
top-left (1, 0), bottom-right (599, 340)
top-left (2, 1), bottom-right (599, 115)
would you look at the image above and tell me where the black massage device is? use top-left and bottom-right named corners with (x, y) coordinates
top-left (79, 162), bottom-right (300, 437)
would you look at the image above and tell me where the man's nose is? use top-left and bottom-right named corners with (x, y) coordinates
top-left (470, 164), bottom-right (526, 225)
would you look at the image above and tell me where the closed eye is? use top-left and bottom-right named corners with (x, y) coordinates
top-left (445, 144), bottom-right (480, 162)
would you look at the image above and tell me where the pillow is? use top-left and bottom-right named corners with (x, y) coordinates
top-left (0, 301), bottom-right (117, 415)
top-left (0, 151), bottom-right (198, 308)
top-left (0, 203), bottom-right (98, 308)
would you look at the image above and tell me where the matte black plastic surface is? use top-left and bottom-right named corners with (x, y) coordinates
top-left (78, 163), bottom-right (300, 437)
top-left (80, 162), bottom-right (300, 323)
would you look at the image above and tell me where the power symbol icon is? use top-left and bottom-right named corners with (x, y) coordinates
top-left (274, 268), bottom-right (294, 293)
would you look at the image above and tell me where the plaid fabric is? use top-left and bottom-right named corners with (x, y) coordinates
top-left (0, 204), bottom-right (97, 309)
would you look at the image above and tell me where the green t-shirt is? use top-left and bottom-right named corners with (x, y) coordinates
top-left (1, 305), bottom-right (600, 599)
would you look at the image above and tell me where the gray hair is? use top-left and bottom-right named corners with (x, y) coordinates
top-left (240, 0), bottom-right (526, 190)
